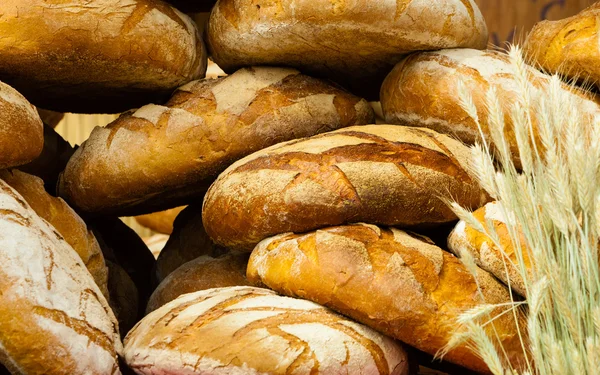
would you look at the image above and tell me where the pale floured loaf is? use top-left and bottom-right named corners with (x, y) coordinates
top-left (448, 201), bottom-right (531, 296)
top-left (524, 3), bottom-right (600, 90)
top-left (59, 67), bottom-right (374, 216)
top-left (135, 206), bottom-right (186, 235)
top-left (155, 203), bottom-right (227, 284)
top-left (0, 0), bottom-right (206, 113)
top-left (207, 0), bottom-right (488, 99)
top-left (203, 125), bottom-right (490, 251)
top-left (247, 224), bottom-right (526, 373)
top-left (125, 286), bottom-right (410, 375)
top-left (147, 253), bottom-right (250, 313)
top-left (0, 80), bottom-right (43, 169)
top-left (0, 169), bottom-right (109, 299)
top-left (0, 179), bottom-right (122, 374)
top-left (380, 48), bottom-right (600, 167)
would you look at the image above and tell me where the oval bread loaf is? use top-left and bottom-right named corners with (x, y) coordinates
top-left (207, 0), bottom-right (488, 99)
top-left (59, 67), bottom-right (374, 216)
top-left (0, 179), bottom-right (122, 374)
top-left (203, 125), bottom-right (490, 251)
top-left (125, 286), bottom-right (410, 375)
top-left (380, 48), bottom-right (600, 167)
top-left (448, 201), bottom-right (531, 296)
top-left (155, 203), bottom-right (227, 284)
top-left (0, 169), bottom-right (109, 299)
top-left (523, 3), bottom-right (600, 89)
top-left (0, 0), bottom-right (206, 113)
top-left (247, 224), bottom-right (527, 373)
top-left (135, 206), bottom-right (186, 235)
top-left (0, 81), bottom-right (43, 169)
top-left (147, 253), bottom-right (250, 313)
top-left (106, 260), bottom-right (140, 338)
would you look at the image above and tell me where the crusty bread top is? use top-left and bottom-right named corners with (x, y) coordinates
top-left (203, 125), bottom-right (489, 251)
top-left (0, 0), bottom-right (206, 113)
top-left (448, 201), bottom-right (531, 296)
top-left (0, 179), bottom-right (121, 375)
top-left (0, 80), bottom-right (43, 169)
top-left (59, 66), bottom-right (373, 216)
top-left (247, 224), bottom-right (526, 373)
top-left (0, 170), bottom-right (109, 299)
top-left (125, 286), bottom-right (409, 375)
top-left (208, 0), bottom-right (487, 98)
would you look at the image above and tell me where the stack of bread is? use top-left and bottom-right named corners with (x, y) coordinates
top-left (1, 0), bottom-right (599, 374)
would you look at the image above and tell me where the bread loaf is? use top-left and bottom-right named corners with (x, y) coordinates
top-left (0, 0), bottom-right (206, 113)
top-left (207, 0), bottom-right (488, 99)
top-left (0, 169), bottom-right (109, 299)
top-left (147, 253), bottom-right (250, 313)
top-left (448, 201), bottom-right (530, 296)
top-left (0, 80), bottom-right (43, 169)
top-left (524, 3), bottom-right (600, 89)
top-left (144, 234), bottom-right (169, 259)
top-left (59, 67), bottom-right (374, 216)
top-left (247, 224), bottom-right (526, 373)
top-left (380, 48), bottom-right (600, 167)
top-left (106, 260), bottom-right (140, 339)
top-left (36, 108), bottom-right (64, 129)
top-left (125, 286), bottom-right (410, 375)
top-left (135, 206), bottom-right (185, 235)
top-left (203, 125), bottom-right (490, 251)
top-left (155, 203), bottom-right (226, 284)
top-left (0, 179), bottom-right (121, 374)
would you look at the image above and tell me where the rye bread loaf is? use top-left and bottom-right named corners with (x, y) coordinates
top-left (448, 201), bottom-right (531, 296)
top-left (125, 286), bottom-right (410, 375)
top-left (380, 48), bottom-right (600, 167)
top-left (247, 224), bottom-right (526, 373)
top-left (0, 80), bottom-right (43, 169)
top-left (0, 179), bottom-right (122, 374)
top-left (155, 203), bottom-right (226, 284)
top-left (135, 206), bottom-right (185, 235)
top-left (0, 169), bottom-right (109, 299)
top-left (207, 0), bottom-right (488, 99)
top-left (147, 253), bottom-right (250, 313)
top-left (203, 125), bottom-right (490, 251)
top-left (106, 260), bottom-right (140, 339)
top-left (59, 67), bottom-right (374, 216)
top-left (0, 0), bottom-right (206, 113)
top-left (523, 3), bottom-right (600, 89)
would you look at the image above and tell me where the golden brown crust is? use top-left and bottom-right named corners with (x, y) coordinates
top-left (59, 67), bottom-right (374, 216)
top-left (155, 203), bottom-right (227, 284)
top-left (523, 3), bottom-right (600, 88)
top-left (207, 0), bottom-right (488, 99)
top-left (0, 80), bottom-right (43, 169)
top-left (125, 286), bottom-right (410, 375)
top-left (147, 253), bottom-right (250, 313)
top-left (448, 201), bottom-right (531, 296)
top-left (0, 0), bottom-right (206, 113)
top-left (203, 125), bottom-right (490, 251)
top-left (0, 170), bottom-right (109, 299)
top-left (248, 224), bottom-right (527, 373)
top-left (380, 49), bottom-right (600, 167)
top-left (135, 206), bottom-right (185, 235)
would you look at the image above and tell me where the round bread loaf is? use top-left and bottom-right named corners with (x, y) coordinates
top-left (203, 125), bottom-right (490, 251)
top-left (448, 201), bottom-right (530, 296)
top-left (135, 206), bottom-right (186, 235)
top-left (106, 260), bottom-right (140, 339)
top-left (155, 203), bottom-right (227, 284)
top-left (0, 169), bottom-right (109, 299)
top-left (247, 224), bottom-right (527, 373)
top-left (0, 0), bottom-right (206, 113)
top-left (147, 253), bottom-right (250, 313)
top-left (0, 179), bottom-right (122, 374)
top-left (59, 67), bottom-right (374, 216)
top-left (125, 286), bottom-right (410, 375)
top-left (524, 3), bottom-right (600, 90)
top-left (380, 48), bottom-right (600, 167)
top-left (0, 81), bottom-right (43, 169)
top-left (207, 0), bottom-right (488, 99)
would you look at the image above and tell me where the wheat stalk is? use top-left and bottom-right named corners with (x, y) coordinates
top-left (445, 45), bottom-right (600, 375)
